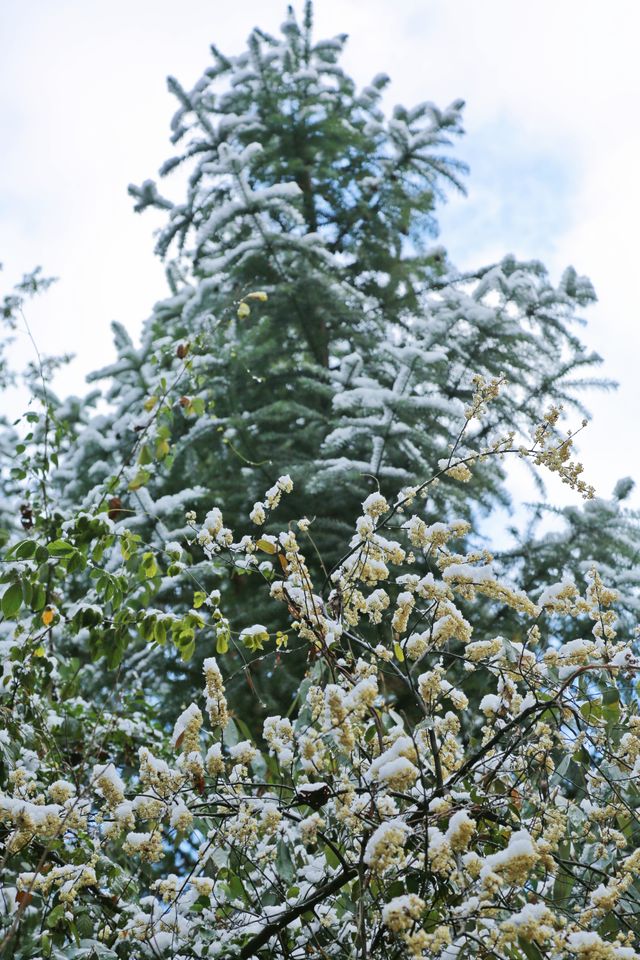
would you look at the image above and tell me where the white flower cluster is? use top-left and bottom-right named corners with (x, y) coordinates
top-left (4, 431), bottom-right (640, 960)
top-left (250, 474), bottom-right (294, 525)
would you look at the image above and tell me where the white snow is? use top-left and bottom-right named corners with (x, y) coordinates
top-left (479, 694), bottom-right (501, 715)
top-left (172, 702), bottom-right (201, 748)
top-left (538, 578), bottom-right (576, 606)
top-left (363, 819), bottom-right (409, 865)
top-left (367, 736), bottom-right (415, 782)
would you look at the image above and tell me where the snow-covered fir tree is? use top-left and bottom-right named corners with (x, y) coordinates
top-left (65, 3), bottom-right (607, 541)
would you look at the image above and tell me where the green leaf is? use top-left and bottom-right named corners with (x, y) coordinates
top-left (156, 438), bottom-right (170, 459)
top-left (1, 582), bottom-right (23, 618)
top-left (180, 637), bottom-right (196, 661)
top-left (240, 627), bottom-right (268, 651)
top-left (216, 622), bottom-right (230, 654)
top-left (74, 912), bottom-right (94, 939)
top-left (193, 590), bottom-right (207, 609)
top-left (21, 579), bottom-right (32, 606)
top-left (140, 552), bottom-right (158, 579)
top-left (47, 539), bottom-right (74, 557)
top-left (14, 539), bottom-right (36, 559)
top-left (224, 718), bottom-right (239, 747)
top-left (138, 444), bottom-right (153, 465)
top-left (46, 903), bottom-right (66, 929)
top-left (276, 840), bottom-right (295, 883)
top-left (128, 468), bottom-right (151, 491)
top-left (32, 583), bottom-right (47, 611)
top-left (35, 544), bottom-right (50, 563)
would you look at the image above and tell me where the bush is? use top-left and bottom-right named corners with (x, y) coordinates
top-left (2, 374), bottom-right (639, 959)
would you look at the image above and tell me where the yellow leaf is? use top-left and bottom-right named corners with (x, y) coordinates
top-left (393, 641), bottom-right (405, 662)
top-left (246, 291), bottom-right (268, 302)
top-left (34, 645), bottom-right (46, 657)
top-left (156, 438), bottom-right (170, 459)
top-left (256, 538), bottom-right (277, 555)
top-left (42, 608), bottom-right (54, 627)
top-left (237, 301), bottom-right (251, 319)
top-left (143, 395), bottom-right (158, 412)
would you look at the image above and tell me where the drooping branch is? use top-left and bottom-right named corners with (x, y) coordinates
top-left (239, 866), bottom-right (357, 958)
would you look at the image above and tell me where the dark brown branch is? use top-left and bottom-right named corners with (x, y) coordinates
top-left (239, 866), bottom-right (357, 959)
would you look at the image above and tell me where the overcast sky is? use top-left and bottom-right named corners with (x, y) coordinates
top-left (1, 0), bottom-right (639, 509)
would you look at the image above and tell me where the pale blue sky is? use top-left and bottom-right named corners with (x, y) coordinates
top-left (1, 0), bottom-right (639, 505)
